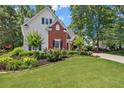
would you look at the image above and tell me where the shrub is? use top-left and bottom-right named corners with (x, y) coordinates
top-left (87, 51), bottom-right (93, 55)
top-left (21, 57), bottom-right (38, 69)
top-left (80, 50), bottom-right (92, 56)
top-left (86, 46), bottom-right (95, 51)
top-left (0, 57), bottom-right (13, 70)
top-left (68, 51), bottom-right (78, 55)
top-left (32, 51), bottom-right (40, 59)
top-left (61, 49), bottom-right (68, 58)
top-left (6, 60), bottom-right (21, 71)
top-left (39, 52), bottom-right (47, 59)
top-left (19, 51), bottom-right (34, 57)
top-left (11, 47), bottom-right (23, 56)
top-left (46, 49), bottom-right (62, 62)
top-left (19, 51), bottom-right (46, 60)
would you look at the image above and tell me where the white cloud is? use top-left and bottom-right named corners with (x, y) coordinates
top-left (52, 5), bottom-right (59, 11)
top-left (52, 5), bottom-right (70, 11)
top-left (59, 16), bottom-right (64, 21)
top-left (59, 5), bottom-right (70, 9)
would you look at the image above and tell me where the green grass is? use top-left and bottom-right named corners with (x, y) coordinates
top-left (0, 56), bottom-right (124, 88)
top-left (106, 50), bottom-right (124, 56)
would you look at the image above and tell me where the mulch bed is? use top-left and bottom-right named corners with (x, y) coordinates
top-left (38, 59), bottom-right (50, 65)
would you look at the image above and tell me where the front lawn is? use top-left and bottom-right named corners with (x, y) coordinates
top-left (0, 56), bottom-right (124, 88)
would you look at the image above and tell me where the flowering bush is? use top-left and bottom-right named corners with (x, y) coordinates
top-left (6, 59), bottom-right (21, 70)
top-left (0, 57), bottom-right (13, 70)
top-left (21, 57), bottom-right (38, 69)
top-left (46, 49), bottom-right (68, 62)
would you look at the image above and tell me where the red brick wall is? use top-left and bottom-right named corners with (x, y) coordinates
top-left (48, 21), bottom-right (67, 49)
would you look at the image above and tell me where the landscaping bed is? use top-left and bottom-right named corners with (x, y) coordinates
top-left (0, 47), bottom-right (93, 72)
top-left (0, 47), bottom-right (69, 71)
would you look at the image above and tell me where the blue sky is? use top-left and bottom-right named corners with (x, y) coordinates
top-left (31, 5), bottom-right (72, 27)
top-left (52, 5), bottom-right (72, 26)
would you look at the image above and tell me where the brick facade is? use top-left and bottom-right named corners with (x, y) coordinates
top-left (48, 21), bottom-right (67, 49)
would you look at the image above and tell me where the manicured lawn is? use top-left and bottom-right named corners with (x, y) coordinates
top-left (0, 56), bottom-right (124, 88)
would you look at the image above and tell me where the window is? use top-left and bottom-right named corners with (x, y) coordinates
top-left (46, 19), bottom-right (48, 24)
top-left (50, 19), bottom-right (52, 24)
top-left (42, 18), bottom-right (52, 25)
top-left (56, 24), bottom-right (60, 30)
top-left (53, 39), bottom-right (61, 48)
top-left (42, 17), bottom-right (44, 24)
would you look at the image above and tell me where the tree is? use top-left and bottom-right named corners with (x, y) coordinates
top-left (0, 5), bottom-right (23, 49)
top-left (35, 5), bottom-right (45, 13)
top-left (26, 31), bottom-right (43, 50)
top-left (74, 35), bottom-right (84, 53)
top-left (70, 5), bottom-right (116, 50)
top-left (35, 5), bottom-right (53, 13)
top-left (17, 5), bottom-right (34, 25)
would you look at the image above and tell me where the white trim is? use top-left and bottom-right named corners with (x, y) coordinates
top-left (54, 39), bottom-right (61, 48)
top-left (49, 19), bottom-right (66, 29)
top-left (56, 24), bottom-right (60, 31)
top-left (23, 6), bottom-right (67, 31)
top-left (54, 39), bottom-right (61, 41)
top-left (63, 30), bottom-right (67, 32)
top-left (23, 7), bottom-right (57, 26)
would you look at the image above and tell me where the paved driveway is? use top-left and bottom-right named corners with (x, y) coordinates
top-left (93, 53), bottom-right (124, 64)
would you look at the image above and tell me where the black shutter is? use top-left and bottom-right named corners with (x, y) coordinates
top-left (61, 40), bottom-right (63, 49)
top-left (50, 19), bottom-right (52, 24)
top-left (42, 17), bottom-right (44, 24)
top-left (53, 40), bottom-right (55, 48)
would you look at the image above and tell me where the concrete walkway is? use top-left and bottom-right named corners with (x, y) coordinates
top-left (93, 53), bottom-right (124, 64)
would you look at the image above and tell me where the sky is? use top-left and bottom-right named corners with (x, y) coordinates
top-left (52, 5), bottom-right (72, 27)
top-left (31, 5), bottom-right (72, 27)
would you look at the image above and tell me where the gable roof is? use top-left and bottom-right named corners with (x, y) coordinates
top-left (67, 29), bottom-right (77, 41)
top-left (22, 7), bottom-right (66, 29)
top-left (22, 7), bottom-right (57, 26)
top-left (49, 19), bottom-right (66, 29)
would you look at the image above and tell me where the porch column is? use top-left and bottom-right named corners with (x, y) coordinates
top-left (68, 42), bottom-right (71, 51)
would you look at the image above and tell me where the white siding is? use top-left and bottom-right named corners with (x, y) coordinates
top-left (22, 8), bottom-right (56, 50)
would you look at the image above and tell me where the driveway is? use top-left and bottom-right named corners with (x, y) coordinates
top-left (93, 53), bottom-right (124, 64)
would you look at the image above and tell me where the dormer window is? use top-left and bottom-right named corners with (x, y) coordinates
top-left (56, 24), bottom-right (60, 31)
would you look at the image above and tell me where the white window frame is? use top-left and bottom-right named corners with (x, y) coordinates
top-left (56, 24), bottom-right (60, 31)
top-left (54, 39), bottom-right (61, 48)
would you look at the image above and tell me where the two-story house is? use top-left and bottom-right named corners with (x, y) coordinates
top-left (21, 7), bottom-right (76, 51)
